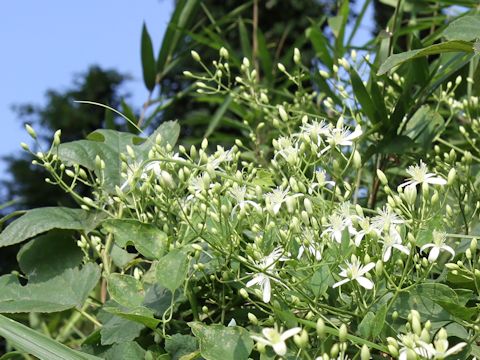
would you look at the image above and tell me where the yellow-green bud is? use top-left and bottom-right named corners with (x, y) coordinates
top-left (360, 344), bottom-right (370, 360)
top-left (191, 50), bottom-right (201, 62)
top-left (316, 318), bottom-right (326, 338)
top-left (339, 324), bottom-right (348, 342)
top-left (278, 106), bottom-right (288, 121)
top-left (25, 124), bottom-right (37, 139)
top-left (377, 169), bottom-right (388, 185)
top-left (293, 48), bottom-right (301, 64)
top-left (447, 168), bottom-right (456, 185)
top-left (353, 150), bottom-right (362, 169)
top-left (20, 142), bottom-right (30, 152)
top-left (219, 47), bottom-right (229, 59)
top-left (247, 312), bottom-right (258, 325)
top-left (293, 329), bottom-right (309, 348)
top-left (277, 63), bottom-right (286, 72)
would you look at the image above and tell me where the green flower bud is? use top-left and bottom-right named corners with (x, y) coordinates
top-left (360, 344), bottom-right (370, 360)
top-left (377, 169), bottom-right (388, 185)
top-left (316, 318), bottom-right (326, 338)
top-left (191, 50), bottom-right (201, 62)
top-left (25, 124), bottom-right (37, 139)
top-left (339, 324), bottom-right (348, 342)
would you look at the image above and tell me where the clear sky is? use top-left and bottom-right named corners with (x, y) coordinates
top-left (0, 0), bottom-right (173, 174)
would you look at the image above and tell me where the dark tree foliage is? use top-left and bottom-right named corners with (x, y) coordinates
top-left (157, 0), bottom-right (343, 142)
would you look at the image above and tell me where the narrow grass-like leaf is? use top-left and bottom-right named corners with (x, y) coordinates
top-left (0, 314), bottom-right (101, 360)
top-left (141, 23), bottom-right (157, 91)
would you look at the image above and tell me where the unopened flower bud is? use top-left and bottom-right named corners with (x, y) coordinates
top-left (247, 312), bottom-right (258, 325)
top-left (377, 169), bottom-right (388, 185)
top-left (316, 318), bottom-right (326, 338)
top-left (339, 324), bottom-right (347, 342)
top-left (219, 47), bottom-right (229, 59)
top-left (277, 63), bottom-right (286, 72)
top-left (25, 124), bottom-right (37, 139)
top-left (360, 345), bottom-right (370, 360)
top-left (191, 50), bottom-right (201, 62)
top-left (293, 48), bottom-right (301, 64)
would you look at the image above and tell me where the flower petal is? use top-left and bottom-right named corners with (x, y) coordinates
top-left (428, 247), bottom-right (440, 262)
top-left (272, 341), bottom-right (287, 356)
top-left (262, 278), bottom-right (271, 303)
top-left (280, 327), bottom-right (302, 341)
top-left (332, 278), bottom-right (350, 288)
top-left (356, 276), bottom-right (374, 290)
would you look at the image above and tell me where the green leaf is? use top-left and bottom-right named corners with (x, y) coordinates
top-left (165, 334), bottom-right (198, 360)
top-left (17, 231), bottom-right (83, 281)
top-left (0, 314), bottom-right (101, 360)
top-left (107, 274), bottom-right (145, 308)
top-left (443, 15), bottom-right (480, 42)
top-left (102, 219), bottom-right (168, 259)
top-left (357, 312), bottom-right (375, 339)
top-left (0, 263), bottom-right (100, 313)
top-left (141, 23), bottom-right (157, 91)
top-left (143, 283), bottom-right (175, 317)
top-left (378, 40), bottom-right (474, 75)
top-left (156, 249), bottom-right (189, 292)
top-left (103, 306), bottom-right (160, 330)
top-left (0, 207), bottom-right (102, 247)
top-left (350, 68), bottom-right (381, 124)
top-left (189, 322), bottom-right (253, 360)
top-left (99, 312), bottom-right (144, 346)
top-left (403, 105), bottom-right (444, 149)
top-left (371, 304), bottom-right (387, 338)
top-left (306, 27), bottom-right (333, 69)
top-left (436, 301), bottom-right (478, 321)
top-left (309, 265), bottom-right (334, 297)
top-left (104, 342), bottom-right (146, 360)
top-left (156, 0), bottom-right (199, 74)
top-left (110, 244), bottom-right (137, 268)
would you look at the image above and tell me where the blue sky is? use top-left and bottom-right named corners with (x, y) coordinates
top-left (0, 0), bottom-right (173, 172)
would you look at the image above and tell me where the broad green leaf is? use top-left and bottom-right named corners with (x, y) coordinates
top-left (0, 263), bottom-right (100, 313)
top-left (357, 311), bottom-right (375, 339)
top-left (238, 18), bottom-right (252, 60)
top-left (165, 334), bottom-right (198, 360)
top-left (102, 219), bottom-right (168, 259)
top-left (17, 231), bottom-right (82, 281)
top-left (436, 301), bottom-right (478, 321)
top-left (443, 15), bottom-right (480, 42)
top-left (156, 249), bottom-right (189, 292)
top-left (143, 283), bottom-right (175, 317)
top-left (110, 244), bottom-right (137, 268)
top-left (309, 265), bottom-right (334, 297)
top-left (0, 314), bottom-right (101, 360)
top-left (378, 40), bottom-right (473, 75)
top-left (189, 322), bottom-right (253, 360)
top-left (403, 105), bottom-right (444, 149)
top-left (371, 304), bottom-right (387, 338)
top-left (104, 342), bottom-right (146, 360)
top-left (103, 306), bottom-right (160, 330)
top-left (58, 122), bottom-right (179, 192)
top-left (58, 130), bottom-right (140, 192)
top-left (392, 283), bottom-right (458, 320)
top-left (99, 312), bottom-right (144, 346)
top-left (0, 207), bottom-right (102, 247)
top-left (107, 274), bottom-right (145, 308)
top-left (141, 23), bottom-right (157, 91)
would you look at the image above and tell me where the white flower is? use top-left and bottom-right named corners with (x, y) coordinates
top-left (322, 214), bottom-right (348, 243)
top-left (209, 146), bottom-right (233, 169)
top-left (332, 259), bottom-right (375, 290)
top-left (417, 330), bottom-right (467, 359)
top-left (251, 327), bottom-right (301, 356)
top-left (398, 333), bottom-right (426, 360)
top-left (321, 125), bottom-right (362, 154)
top-left (228, 184), bottom-right (261, 215)
top-left (227, 318), bottom-right (237, 327)
top-left (298, 119), bottom-right (331, 145)
top-left (400, 160), bottom-right (447, 188)
top-left (274, 143), bottom-right (300, 164)
top-left (297, 229), bottom-right (322, 261)
top-left (246, 247), bottom-right (288, 303)
top-left (309, 169), bottom-right (335, 193)
top-left (420, 230), bottom-right (455, 262)
top-left (187, 173), bottom-right (213, 200)
top-left (264, 186), bottom-right (302, 215)
top-left (381, 228), bottom-right (410, 262)
top-left (354, 217), bottom-right (380, 246)
top-left (371, 206), bottom-right (404, 237)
